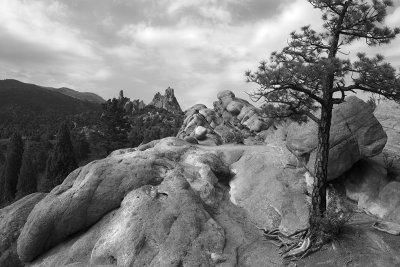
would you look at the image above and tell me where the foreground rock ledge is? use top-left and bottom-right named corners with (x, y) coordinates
top-left (0, 193), bottom-right (46, 267)
top-left (16, 137), bottom-right (310, 266)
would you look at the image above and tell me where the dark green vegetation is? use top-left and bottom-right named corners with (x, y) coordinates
top-left (0, 82), bottom-right (183, 207)
top-left (247, 0), bottom-right (400, 258)
top-left (43, 123), bottom-right (78, 191)
top-left (0, 133), bottom-right (24, 203)
top-left (16, 142), bottom-right (39, 199)
top-left (128, 106), bottom-right (183, 147)
top-left (50, 87), bottom-right (105, 104)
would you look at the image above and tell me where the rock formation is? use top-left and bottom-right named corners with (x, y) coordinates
top-left (286, 96), bottom-right (387, 181)
top-left (177, 90), bottom-right (272, 145)
top-left (148, 87), bottom-right (183, 114)
top-left (374, 100), bottom-right (400, 155)
top-left (336, 99), bottom-right (400, 224)
top-left (0, 193), bottom-right (46, 267)
top-left (124, 99), bottom-right (146, 114)
top-left (123, 87), bottom-right (181, 115)
top-left (12, 137), bottom-right (311, 266)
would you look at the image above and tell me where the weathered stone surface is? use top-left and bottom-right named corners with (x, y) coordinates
top-left (184, 136), bottom-right (198, 144)
top-left (17, 144), bottom-right (180, 262)
top-left (178, 90), bottom-right (271, 145)
top-left (229, 142), bottom-right (309, 234)
top-left (0, 193), bottom-right (46, 267)
top-left (148, 87), bottom-right (182, 114)
top-left (358, 181), bottom-right (400, 222)
top-left (194, 126), bottom-right (207, 140)
top-left (217, 90), bottom-right (235, 108)
top-left (287, 96), bottom-right (387, 180)
top-left (226, 100), bottom-right (244, 115)
top-left (374, 100), bottom-right (400, 155)
top-left (242, 114), bottom-right (265, 132)
top-left (344, 159), bottom-right (388, 204)
top-left (16, 138), bottom-right (311, 266)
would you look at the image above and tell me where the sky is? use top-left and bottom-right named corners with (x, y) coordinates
top-left (0, 0), bottom-right (400, 109)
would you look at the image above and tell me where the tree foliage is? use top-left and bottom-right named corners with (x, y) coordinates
top-left (1, 133), bottom-right (24, 203)
top-left (99, 98), bottom-right (131, 154)
top-left (16, 141), bottom-right (37, 199)
top-left (44, 122), bottom-right (77, 191)
top-left (128, 106), bottom-right (183, 147)
top-left (246, 0), bottom-right (400, 254)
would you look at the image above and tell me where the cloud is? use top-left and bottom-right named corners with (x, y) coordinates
top-left (109, 0), bottom-right (323, 108)
top-left (0, 0), bottom-right (97, 59)
top-left (0, 0), bottom-right (399, 108)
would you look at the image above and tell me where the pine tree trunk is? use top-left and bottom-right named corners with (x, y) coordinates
top-left (309, 98), bottom-right (333, 238)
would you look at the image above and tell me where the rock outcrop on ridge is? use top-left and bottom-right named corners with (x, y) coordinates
top-left (148, 87), bottom-right (183, 114)
top-left (124, 99), bottom-right (146, 114)
top-left (177, 90), bottom-right (272, 145)
top-left (120, 87), bottom-right (182, 115)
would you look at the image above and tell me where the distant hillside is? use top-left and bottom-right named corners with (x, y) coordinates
top-left (50, 87), bottom-right (105, 104)
top-left (0, 79), bottom-right (102, 138)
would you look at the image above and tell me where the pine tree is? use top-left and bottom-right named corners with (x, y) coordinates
top-left (16, 141), bottom-right (37, 199)
top-left (100, 98), bottom-right (131, 154)
top-left (72, 132), bottom-right (90, 162)
top-left (1, 133), bottom-right (24, 203)
top-left (246, 0), bottom-right (400, 257)
top-left (44, 122), bottom-right (77, 191)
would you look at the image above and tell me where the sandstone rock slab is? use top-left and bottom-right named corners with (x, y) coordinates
top-left (287, 96), bottom-right (387, 180)
top-left (0, 193), bottom-right (46, 267)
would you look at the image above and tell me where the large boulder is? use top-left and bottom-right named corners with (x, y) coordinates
top-left (374, 100), bottom-right (400, 155)
top-left (0, 193), bottom-right (46, 267)
top-left (356, 181), bottom-right (400, 223)
top-left (18, 145), bottom-right (182, 262)
top-left (194, 126), bottom-right (207, 140)
top-left (217, 90), bottom-right (236, 108)
top-left (287, 96), bottom-right (387, 180)
top-left (17, 138), bottom-right (233, 265)
top-left (17, 137), bottom-right (310, 266)
top-left (229, 142), bottom-right (309, 234)
top-left (344, 159), bottom-right (388, 203)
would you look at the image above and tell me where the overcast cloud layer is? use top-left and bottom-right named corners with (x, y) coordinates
top-left (1, 0), bottom-right (399, 109)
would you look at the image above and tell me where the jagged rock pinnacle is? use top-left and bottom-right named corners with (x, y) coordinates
top-left (148, 87), bottom-right (182, 114)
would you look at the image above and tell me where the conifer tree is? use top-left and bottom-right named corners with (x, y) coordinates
top-left (44, 122), bottom-right (77, 191)
top-left (100, 98), bottom-right (130, 154)
top-left (16, 141), bottom-right (37, 199)
top-left (246, 0), bottom-right (400, 257)
top-left (1, 132), bottom-right (24, 203)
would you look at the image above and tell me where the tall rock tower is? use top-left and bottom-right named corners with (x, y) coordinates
top-left (148, 87), bottom-right (182, 114)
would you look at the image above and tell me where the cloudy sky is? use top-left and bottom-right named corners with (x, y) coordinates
top-left (1, 0), bottom-right (400, 109)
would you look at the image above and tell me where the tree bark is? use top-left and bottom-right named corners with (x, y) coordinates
top-left (309, 100), bottom-right (332, 235)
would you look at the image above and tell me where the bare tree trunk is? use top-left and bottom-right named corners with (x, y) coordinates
top-left (309, 98), bottom-right (333, 237)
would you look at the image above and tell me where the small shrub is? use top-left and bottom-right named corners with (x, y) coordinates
top-left (314, 187), bottom-right (353, 242)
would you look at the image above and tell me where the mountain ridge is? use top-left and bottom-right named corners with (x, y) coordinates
top-left (0, 79), bottom-right (101, 138)
top-left (46, 86), bottom-right (105, 104)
